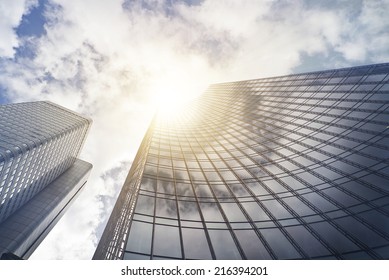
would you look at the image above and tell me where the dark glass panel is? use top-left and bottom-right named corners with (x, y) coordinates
top-left (133, 214), bottom-right (153, 223)
top-left (157, 179), bottom-right (175, 194)
top-left (189, 170), bottom-right (206, 182)
top-left (199, 202), bottom-right (224, 222)
top-left (282, 196), bottom-right (315, 216)
top-left (302, 192), bottom-right (337, 212)
top-left (123, 252), bottom-right (150, 260)
top-left (173, 168), bottom-right (190, 181)
top-left (262, 200), bottom-right (293, 219)
top-left (296, 171), bottom-right (324, 186)
top-left (281, 176), bottom-right (307, 191)
top-left (263, 180), bottom-right (287, 193)
top-left (374, 246), bottom-right (389, 259)
top-left (358, 210), bottom-right (389, 235)
top-left (139, 177), bottom-right (157, 192)
top-left (194, 184), bottom-right (213, 198)
top-left (260, 228), bottom-right (301, 259)
top-left (155, 197), bottom-right (177, 219)
top-left (321, 187), bottom-right (359, 207)
top-left (245, 181), bottom-right (269, 195)
top-left (364, 74), bottom-right (386, 82)
top-left (241, 202), bottom-right (270, 221)
top-left (134, 195), bottom-right (154, 215)
top-left (228, 183), bottom-right (250, 197)
top-left (336, 216), bottom-right (388, 247)
top-left (153, 224), bottom-right (181, 258)
top-left (208, 230), bottom-right (241, 259)
top-left (158, 167), bottom-right (173, 180)
top-left (341, 181), bottom-right (382, 200)
top-left (182, 228), bottom-right (212, 259)
top-left (211, 184), bottom-right (231, 198)
top-left (126, 221), bottom-right (152, 254)
top-left (285, 225), bottom-right (330, 257)
top-left (176, 182), bottom-right (194, 197)
top-left (220, 202), bottom-right (247, 222)
top-left (342, 251), bottom-right (373, 260)
top-left (178, 200), bottom-right (201, 220)
top-left (234, 230), bottom-right (272, 259)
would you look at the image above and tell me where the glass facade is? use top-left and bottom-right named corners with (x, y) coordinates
top-left (0, 101), bottom-right (92, 258)
top-left (94, 63), bottom-right (389, 260)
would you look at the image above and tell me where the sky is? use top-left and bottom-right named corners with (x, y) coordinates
top-left (0, 0), bottom-right (388, 259)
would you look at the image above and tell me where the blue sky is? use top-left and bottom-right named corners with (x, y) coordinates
top-left (0, 0), bottom-right (388, 259)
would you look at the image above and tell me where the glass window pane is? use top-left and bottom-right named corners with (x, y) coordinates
top-left (126, 221), bottom-right (152, 254)
top-left (282, 196), bottom-right (315, 216)
top-left (156, 197), bottom-right (177, 219)
top-left (220, 203), bottom-right (247, 222)
top-left (336, 216), bottom-right (387, 247)
top-left (182, 228), bottom-right (212, 259)
top-left (234, 230), bottom-right (272, 259)
top-left (157, 179), bottom-right (175, 194)
top-left (134, 195), bottom-right (154, 215)
top-left (286, 225), bottom-right (330, 257)
top-left (178, 200), bottom-right (201, 220)
top-left (208, 230), bottom-right (241, 259)
top-left (194, 184), bottom-right (213, 198)
top-left (302, 192), bottom-right (337, 212)
top-left (176, 182), bottom-right (194, 197)
top-left (212, 184), bottom-right (230, 198)
top-left (229, 183), bottom-right (250, 197)
top-left (241, 202), bottom-right (270, 221)
top-left (140, 177), bottom-right (156, 192)
top-left (260, 228), bottom-right (301, 259)
top-left (310, 221), bottom-right (358, 253)
top-left (262, 200), bottom-right (292, 219)
top-left (123, 252), bottom-right (150, 260)
top-left (153, 225), bottom-right (181, 258)
top-left (199, 202), bottom-right (224, 221)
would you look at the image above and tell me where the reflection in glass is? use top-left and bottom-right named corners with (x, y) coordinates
top-left (126, 221), bottom-right (152, 254)
top-left (285, 225), bottom-right (330, 257)
top-left (199, 202), bottom-right (224, 222)
top-left (234, 230), bottom-right (271, 259)
top-left (260, 228), bottom-right (301, 259)
top-left (156, 197), bottom-right (177, 219)
top-left (178, 200), bottom-right (200, 220)
top-left (95, 63), bottom-right (389, 260)
top-left (153, 224), bottom-right (181, 258)
top-left (208, 230), bottom-right (241, 259)
top-left (182, 228), bottom-right (212, 259)
top-left (134, 195), bottom-right (154, 215)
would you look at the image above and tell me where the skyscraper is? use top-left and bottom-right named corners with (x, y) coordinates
top-left (94, 63), bottom-right (389, 260)
top-left (0, 101), bottom-right (92, 259)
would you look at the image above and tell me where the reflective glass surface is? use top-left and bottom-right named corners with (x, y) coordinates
top-left (95, 63), bottom-right (389, 260)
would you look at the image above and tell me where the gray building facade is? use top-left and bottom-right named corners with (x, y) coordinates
top-left (94, 63), bottom-right (389, 260)
top-left (0, 101), bottom-right (92, 258)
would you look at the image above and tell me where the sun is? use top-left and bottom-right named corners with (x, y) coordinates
top-left (148, 79), bottom-right (205, 120)
top-left (153, 87), bottom-right (187, 118)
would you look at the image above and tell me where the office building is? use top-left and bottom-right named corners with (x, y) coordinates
top-left (94, 63), bottom-right (389, 260)
top-left (0, 101), bottom-right (92, 259)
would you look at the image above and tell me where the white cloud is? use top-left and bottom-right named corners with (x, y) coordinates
top-left (334, 0), bottom-right (389, 62)
top-left (0, 0), bottom-right (387, 259)
top-left (0, 0), bottom-right (38, 57)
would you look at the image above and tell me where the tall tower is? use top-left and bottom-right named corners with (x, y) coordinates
top-left (94, 63), bottom-right (389, 260)
top-left (0, 101), bottom-right (92, 259)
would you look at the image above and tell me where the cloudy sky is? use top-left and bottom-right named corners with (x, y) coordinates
top-left (0, 0), bottom-right (388, 259)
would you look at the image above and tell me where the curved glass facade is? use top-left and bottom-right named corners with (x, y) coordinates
top-left (94, 63), bottom-right (389, 260)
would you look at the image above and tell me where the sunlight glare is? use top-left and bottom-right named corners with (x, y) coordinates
top-left (148, 76), bottom-right (206, 120)
top-left (154, 86), bottom-right (188, 118)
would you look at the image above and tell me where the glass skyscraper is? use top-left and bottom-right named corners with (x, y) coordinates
top-left (0, 101), bottom-right (92, 259)
top-left (94, 63), bottom-right (389, 260)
